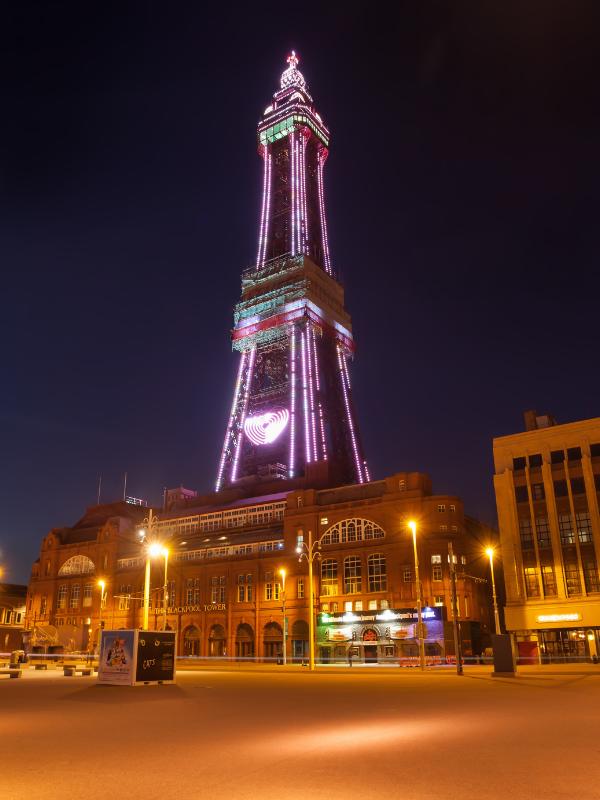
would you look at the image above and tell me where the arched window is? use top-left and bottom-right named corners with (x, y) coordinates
top-left (208, 624), bottom-right (226, 657)
top-left (344, 556), bottom-right (362, 594)
top-left (58, 555), bottom-right (95, 576)
top-left (321, 519), bottom-right (385, 546)
top-left (183, 625), bottom-right (201, 657)
top-left (368, 553), bottom-right (387, 592)
top-left (235, 623), bottom-right (254, 659)
top-left (321, 559), bottom-right (338, 596)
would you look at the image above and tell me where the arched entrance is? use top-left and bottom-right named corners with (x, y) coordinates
top-left (263, 621), bottom-right (283, 660)
top-left (208, 624), bottom-right (226, 657)
top-left (363, 627), bottom-right (379, 663)
top-left (235, 623), bottom-right (255, 659)
top-left (291, 619), bottom-right (309, 662)
top-left (183, 625), bottom-right (201, 657)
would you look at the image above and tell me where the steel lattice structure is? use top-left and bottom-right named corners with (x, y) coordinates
top-left (216, 53), bottom-right (369, 491)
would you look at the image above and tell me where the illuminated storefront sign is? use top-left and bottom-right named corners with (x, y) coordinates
top-left (318, 607), bottom-right (441, 625)
top-left (536, 613), bottom-right (581, 624)
top-left (160, 604), bottom-right (226, 614)
top-left (244, 409), bottom-right (289, 445)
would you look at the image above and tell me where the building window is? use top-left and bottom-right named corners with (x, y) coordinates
top-left (590, 443), bottom-right (600, 458)
top-left (437, 504), bottom-right (446, 513)
top-left (519, 518), bottom-right (534, 549)
top-left (398, 479), bottom-right (406, 491)
top-left (554, 480), bottom-right (568, 498)
top-left (515, 486), bottom-right (529, 503)
top-left (570, 478), bottom-right (586, 496)
top-left (559, 514), bottom-right (575, 545)
top-left (541, 565), bottom-right (557, 596)
top-left (237, 584), bottom-right (245, 602)
top-left (513, 456), bottom-right (526, 471)
top-left (355, 600), bottom-right (363, 611)
top-left (344, 556), bottom-right (362, 593)
top-left (321, 559), bottom-right (338, 596)
top-left (536, 516), bottom-right (551, 549)
top-left (211, 576), bottom-right (225, 604)
top-left (531, 483), bottom-right (545, 501)
top-left (246, 575), bottom-right (253, 602)
top-left (368, 554), bottom-right (387, 592)
top-left (431, 554), bottom-right (442, 564)
top-left (432, 565), bottom-right (443, 581)
top-left (83, 583), bottom-right (93, 607)
top-left (168, 580), bottom-right (176, 606)
top-left (368, 600), bottom-right (377, 610)
top-left (57, 585), bottom-right (67, 609)
top-left (583, 560), bottom-right (600, 593)
top-left (567, 447), bottom-right (582, 462)
top-left (576, 511), bottom-right (593, 544)
top-left (297, 578), bottom-right (304, 599)
top-left (344, 601), bottom-right (353, 612)
top-left (550, 449), bottom-right (565, 464)
top-left (274, 582), bottom-right (281, 601)
top-left (524, 567), bottom-right (540, 598)
top-left (321, 518), bottom-right (385, 545)
top-left (331, 603), bottom-right (339, 612)
top-left (449, 504), bottom-right (456, 512)
top-left (118, 585), bottom-right (131, 611)
top-left (58, 555), bottom-right (95, 576)
top-left (434, 595), bottom-right (444, 607)
top-left (403, 566), bottom-right (412, 582)
top-left (439, 525), bottom-right (448, 532)
top-left (380, 599), bottom-right (389, 609)
top-left (529, 454), bottom-right (542, 468)
top-left (321, 603), bottom-right (329, 612)
top-left (69, 585), bottom-right (80, 609)
top-left (464, 596), bottom-right (470, 616)
top-left (564, 562), bottom-right (582, 596)
top-left (40, 595), bottom-right (47, 614)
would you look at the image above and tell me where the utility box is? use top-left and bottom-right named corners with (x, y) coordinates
top-left (491, 633), bottom-right (516, 676)
top-left (98, 630), bottom-right (176, 686)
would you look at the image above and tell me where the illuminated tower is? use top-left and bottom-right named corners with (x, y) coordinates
top-left (216, 53), bottom-right (369, 491)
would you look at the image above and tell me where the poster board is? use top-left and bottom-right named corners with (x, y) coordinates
top-left (97, 630), bottom-right (176, 686)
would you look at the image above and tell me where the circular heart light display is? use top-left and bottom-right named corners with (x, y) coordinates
top-left (244, 409), bottom-right (290, 446)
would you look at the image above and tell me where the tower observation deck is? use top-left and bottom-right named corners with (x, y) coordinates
top-left (216, 53), bottom-right (369, 491)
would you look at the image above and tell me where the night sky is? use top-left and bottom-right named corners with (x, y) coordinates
top-left (3, 2), bottom-right (600, 582)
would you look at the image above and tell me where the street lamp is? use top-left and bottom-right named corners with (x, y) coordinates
top-left (296, 529), bottom-right (321, 671)
top-left (408, 520), bottom-right (426, 671)
top-left (146, 541), bottom-right (169, 631)
top-left (279, 567), bottom-right (287, 665)
top-left (486, 547), bottom-right (501, 635)
top-left (97, 580), bottom-right (106, 652)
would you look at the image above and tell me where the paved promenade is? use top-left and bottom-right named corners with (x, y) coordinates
top-left (1, 664), bottom-right (599, 799)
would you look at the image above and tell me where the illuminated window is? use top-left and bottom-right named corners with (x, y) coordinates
top-left (439, 525), bottom-right (448, 532)
top-left (246, 575), bottom-right (253, 602)
top-left (118, 585), bottom-right (131, 611)
top-left (237, 584), bottom-right (245, 602)
top-left (368, 554), bottom-right (387, 592)
top-left (344, 601), bottom-right (353, 612)
top-left (398, 479), bottom-right (406, 491)
top-left (368, 600), bottom-right (377, 610)
top-left (576, 512), bottom-right (593, 544)
top-left (432, 565), bottom-right (443, 582)
top-left (57, 585), bottom-right (67, 609)
top-left (449, 504), bottom-right (456, 513)
top-left (531, 483), bottom-right (545, 501)
top-left (344, 556), bottom-right (362, 593)
top-left (355, 600), bottom-right (363, 611)
top-left (297, 578), bottom-right (304, 599)
top-left (519, 518), bottom-right (534, 549)
top-left (211, 576), bottom-right (225, 603)
top-left (274, 582), bottom-right (281, 601)
top-left (380, 599), bottom-right (389, 609)
top-left (564, 562), bottom-right (581, 596)
top-left (583, 560), bottom-right (600, 593)
top-left (321, 519), bottom-right (385, 545)
top-left (403, 567), bottom-right (412, 582)
top-left (83, 583), bottom-right (93, 607)
top-left (559, 514), bottom-right (574, 545)
top-left (524, 568), bottom-right (540, 598)
top-left (536, 517), bottom-right (551, 548)
top-left (541, 565), bottom-right (557, 596)
top-left (321, 559), bottom-right (338, 596)
top-left (437, 505), bottom-right (446, 513)
top-left (58, 555), bottom-right (95, 576)
top-left (69, 585), bottom-right (80, 609)
top-left (434, 595), bottom-right (444, 607)
top-left (431, 554), bottom-right (442, 564)
top-left (321, 603), bottom-right (329, 612)
top-left (40, 595), bottom-right (47, 615)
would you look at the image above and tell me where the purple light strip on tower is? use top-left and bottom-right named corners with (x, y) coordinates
top-left (311, 326), bottom-right (328, 460)
top-left (256, 148), bottom-right (268, 267)
top-left (341, 349), bottom-right (352, 390)
top-left (337, 343), bottom-right (364, 483)
top-left (290, 133), bottom-right (296, 256)
top-left (260, 153), bottom-right (272, 266)
top-left (300, 133), bottom-right (308, 253)
top-left (230, 347), bottom-right (256, 483)
top-left (289, 325), bottom-right (296, 478)
top-left (295, 131), bottom-right (301, 255)
top-left (216, 350), bottom-right (247, 491)
top-left (300, 328), bottom-right (312, 464)
top-left (306, 324), bottom-right (318, 462)
top-left (317, 155), bottom-right (332, 274)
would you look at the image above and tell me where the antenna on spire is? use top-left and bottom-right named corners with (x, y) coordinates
top-left (287, 50), bottom-right (299, 69)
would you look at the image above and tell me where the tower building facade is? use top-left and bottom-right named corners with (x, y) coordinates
top-left (216, 53), bottom-right (368, 491)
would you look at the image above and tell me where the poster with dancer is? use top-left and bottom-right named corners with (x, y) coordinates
top-left (98, 630), bottom-right (136, 685)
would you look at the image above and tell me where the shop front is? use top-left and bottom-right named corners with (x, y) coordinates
top-left (317, 607), bottom-right (446, 665)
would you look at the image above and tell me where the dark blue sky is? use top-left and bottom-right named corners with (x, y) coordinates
top-left (2, 2), bottom-right (599, 582)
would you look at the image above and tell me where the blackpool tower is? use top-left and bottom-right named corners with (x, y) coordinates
top-left (216, 53), bottom-right (369, 491)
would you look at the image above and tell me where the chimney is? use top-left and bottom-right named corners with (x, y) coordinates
top-left (524, 410), bottom-right (556, 431)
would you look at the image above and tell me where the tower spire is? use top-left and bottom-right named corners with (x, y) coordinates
top-left (215, 55), bottom-right (368, 492)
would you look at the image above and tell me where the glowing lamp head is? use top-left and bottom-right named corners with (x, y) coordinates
top-left (148, 542), bottom-right (165, 558)
top-left (408, 520), bottom-right (417, 535)
top-left (279, 567), bottom-right (287, 579)
top-left (485, 547), bottom-right (495, 559)
top-left (98, 580), bottom-right (105, 591)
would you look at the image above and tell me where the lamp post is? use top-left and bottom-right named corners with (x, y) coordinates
top-left (162, 547), bottom-right (169, 631)
top-left (296, 529), bottom-right (321, 671)
top-left (97, 580), bottom-right (106, 653)
top-left (408, 520), bottom-right (426, 671)
top-left (279, 567), bottom-right (287, 665)
top-left (486, 547), bottom-right (501, 635)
